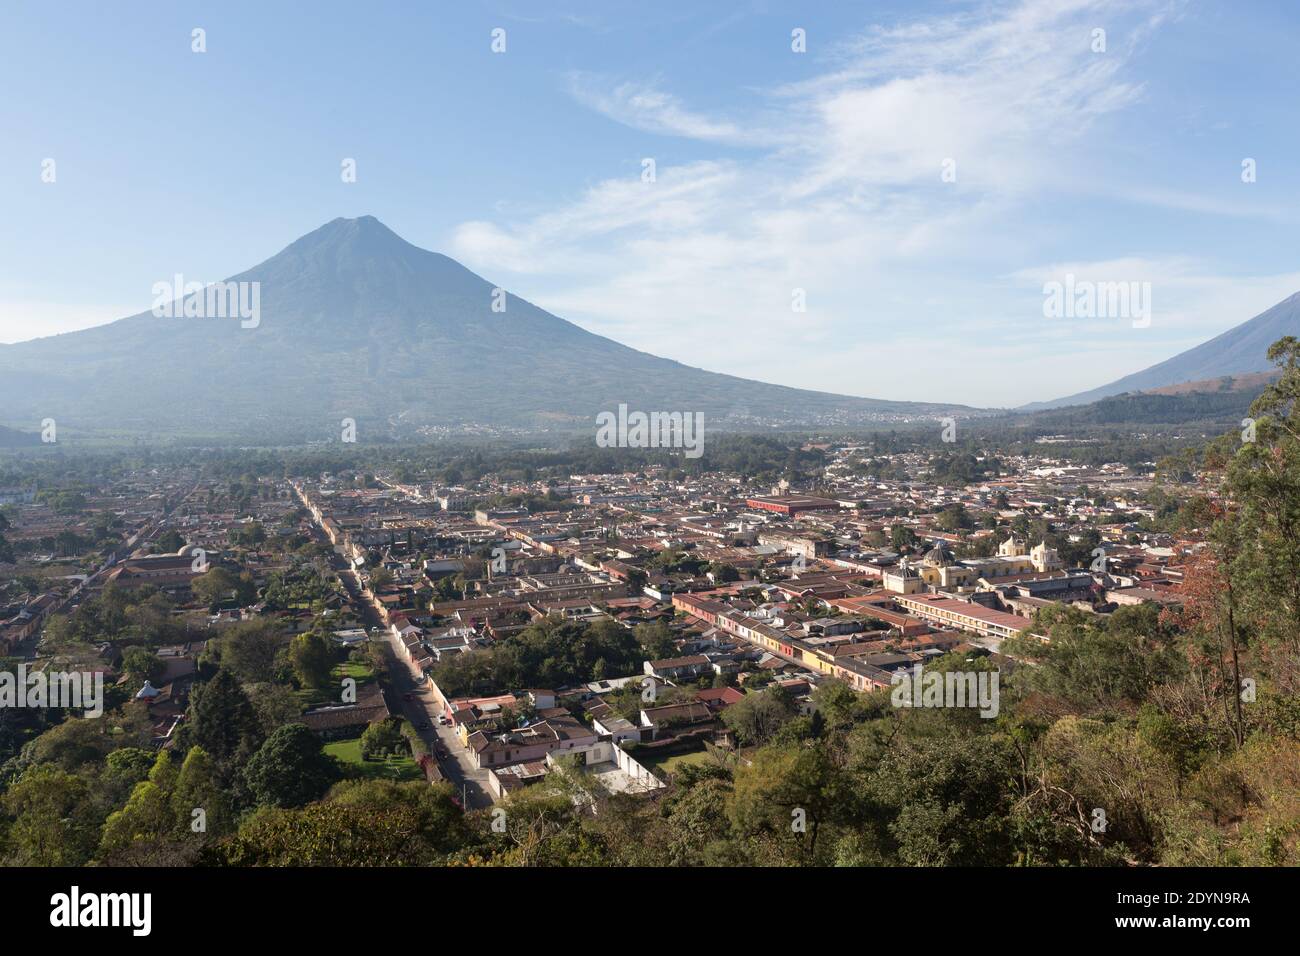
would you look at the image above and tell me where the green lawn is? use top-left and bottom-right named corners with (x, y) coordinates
top-left (334, 661), bottom-right (375, 682)
top-left (296, 660), bottom-right (377, 710)
top-left (643, 749), bottom-right (711, 778)
top-left (323, 735), bottom-right (422, 782)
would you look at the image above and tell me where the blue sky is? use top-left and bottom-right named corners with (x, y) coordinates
top-left (2, 0), bottom-right (1298, 407)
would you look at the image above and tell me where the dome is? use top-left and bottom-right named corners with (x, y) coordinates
top-left (923, 541), bottom-right (952, 566)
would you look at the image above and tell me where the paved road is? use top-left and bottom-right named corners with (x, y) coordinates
top-left (303, 493), bottom-right (496, 809)
top-left (372, 629), bottom-right (495, 809)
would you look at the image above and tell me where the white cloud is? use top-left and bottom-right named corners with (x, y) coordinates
top-left (565, 74), bottom-right (751, 143)
top-left (453, 160), bottom-right (741, 275)
top-left (1011, 257), bottom-right (1300, 335)
top-left (453, 0), bottom-right (1247, 405)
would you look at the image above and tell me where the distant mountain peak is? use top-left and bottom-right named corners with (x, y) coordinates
top-left (318, 214), bottom-right (396, 238)
top-left (0, 217), bottom-right (970, 440)
top-left (281, 214), bottom-right (414, 257)
top-left (1028, 290), bottom-right (1300, 410)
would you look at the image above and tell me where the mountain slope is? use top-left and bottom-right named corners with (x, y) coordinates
top-left (0, 425), bottom-right (40, 448)
top-left (0, 217), bottom-right (967, 441)
top-left (1011, 375), bottom-right (1273, 429)
top-left (1027, 291), bottom-right (1300, 410)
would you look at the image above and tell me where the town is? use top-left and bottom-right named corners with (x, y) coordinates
top-left (4, 0), bottom-right (1291, 934)
top-left (0, 435), bottom-right (1201, 852)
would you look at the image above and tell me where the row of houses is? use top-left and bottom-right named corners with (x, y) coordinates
top-left (671, 590), bottom-right (982, 692)
top-left (0, 590), bottom-right (63, 654)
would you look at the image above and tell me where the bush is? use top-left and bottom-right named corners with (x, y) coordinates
top-left (360, 719), bottom-right (407, 760)
top-left (399, 720), bottom-right (429, 758)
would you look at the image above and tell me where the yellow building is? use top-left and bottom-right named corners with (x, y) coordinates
top-left (891, 537), bottom-right (1059, 594)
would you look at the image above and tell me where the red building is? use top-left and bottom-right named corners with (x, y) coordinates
top-left (744, 495), bottom-right (838, 517)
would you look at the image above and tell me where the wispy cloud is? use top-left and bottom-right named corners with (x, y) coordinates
top-left (1011, 257), bottom-right (1300, 335)
top-left (565, 74), bottom-right (750, 143)
top-left (450, 0), bottom-right (1293, 406)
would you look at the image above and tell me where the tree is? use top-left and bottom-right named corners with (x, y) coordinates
top-left (233, 523), bottom-right (267, 547)
top-left (865, 733), bottom-right (1024, 866)
top-left (172, 746), bottom-right (232, 839)
top-left (121, 646), bottom-right (164, 684)
top-left (99, 780), bottom-right (173, 856)
top-left (154, 530), bottom-right (184, 552)
top-left (728, 743), bottom-right (843, 863)
top-left (247, 681), bottom-right (305, 734)
top-left (1220, 336), bottom-right (1300, 676)
top-left (209, 620), bottom-right (284, 684)
top-left (1007, 604), bottom-right (1184, 714)
top-left (147, 749), bottom-right (179, 792)
top-left (709, 562), bottom-right (741, 582)
top-left (328, 779), bottom-right (472, 856)
top-left (633, 620), bottom-right (677, 661)
top-left (891, 525), bottom-right (917, 552)
top-left (936, 503), bottom-right (973, 531)
top-left (241, 723), bottom-right (339, 808)
top-left (429, 616), bottom-right (642, 698)
top-left (1026, 716), bottom-right (1179, 863)
top-left (359, 719), bottom-right (406, 760)
top-left (812, 679), bottom-right (871, 730)
top-left (185, 668), bottom-right (264, 788)
top-left (487, 784), bottom-right (608, 867)
top-left (665, 777), bottom-right (738, 866)
top-left (721, 686), bottom-right (795, 746)
top-left (208, 802), bottom-right (442, 866)
top-left (191, 567), bottom-right (238, 607)
top-left (2, 764), bottom-right (100, 866)
top-left (105, 747), bottom-right (157, 788)
top-left (288, 631), bottom-right (334, 689)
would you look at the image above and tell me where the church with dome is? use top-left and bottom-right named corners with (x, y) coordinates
top-left (884, 533), bottom-right (1062, 594)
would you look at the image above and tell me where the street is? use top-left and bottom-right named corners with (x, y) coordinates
top-left (308, 504), bottom-right (496, 809)
top-left (371, 627), bottom-right (495, 810)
